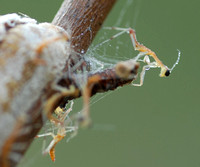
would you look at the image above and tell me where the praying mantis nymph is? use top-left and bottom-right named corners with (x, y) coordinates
top-left (105, 27), bottom-right (181, 86)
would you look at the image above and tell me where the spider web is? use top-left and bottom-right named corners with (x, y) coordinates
top-left (74, 0), bottom-right (142, 121)
top-left (85, 0), bottom-right (142, 73)
top-left (72, 0), bottom-right (142, 130)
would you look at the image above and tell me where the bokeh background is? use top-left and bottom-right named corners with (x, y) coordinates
top-left (1, 0), bottom-right (200, 167)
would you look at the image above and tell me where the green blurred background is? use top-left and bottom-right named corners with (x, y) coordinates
top-left (1, 0), bottom-right (200, 167)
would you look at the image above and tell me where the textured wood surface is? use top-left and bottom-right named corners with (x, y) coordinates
top-left (53, 0), bottom-right (117, 54)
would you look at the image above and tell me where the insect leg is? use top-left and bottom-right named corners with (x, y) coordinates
top-left (59, 101), bottom-right (74, 123)
top-left (44, 85), bottom-right (78, 124)
top-left (79, 75), bottom-right (101, 128)
top-left (35, 132), bottom-right (55, 138)
top-left (132, 62), bottom-right (157, 86)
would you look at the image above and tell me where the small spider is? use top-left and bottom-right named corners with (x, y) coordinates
top-left (36, 101), bottom-right (77, 162)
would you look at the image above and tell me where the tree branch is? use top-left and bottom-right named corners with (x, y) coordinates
top-left (52, 0), bottom-right (116, 53)
top-left (0, 1), bottom-right (139, 167)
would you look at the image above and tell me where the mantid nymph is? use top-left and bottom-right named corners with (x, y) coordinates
top-left (105, 27), bottom-right (181, 86)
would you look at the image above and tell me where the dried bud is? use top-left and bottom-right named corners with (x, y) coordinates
top-left (0, 13), bottom-right (71, 166)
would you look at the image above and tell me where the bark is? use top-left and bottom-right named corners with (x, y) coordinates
top-left (52, 0), bottom-right (116, 53)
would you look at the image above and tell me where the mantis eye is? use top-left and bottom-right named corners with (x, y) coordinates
top-left (165, 69), bottom-right (170, 76)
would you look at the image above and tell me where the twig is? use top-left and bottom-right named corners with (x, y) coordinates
top-left (52, 0), bottom-right (117, 53)
top-left (0, 1), bottom-right (139, 167)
